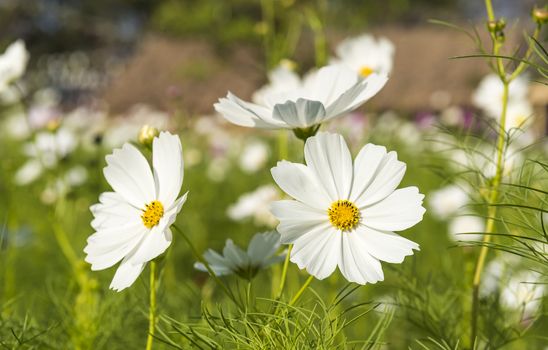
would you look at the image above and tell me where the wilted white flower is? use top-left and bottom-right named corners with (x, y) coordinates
top-left (194, 231), bottom-right (285, 280)
top-left (84, 132), bottom-right (187, 291)
top-left (428, 184), bottom-right (470, 220)
top-left (239, 141), bottom-right (270, 173)
top-left (447, 215), bottom-right (484, 242)
top-left (0, 40), bottom-right (29, 93)
top-left (331, 34), bottom-right (395, 77)
top-left (227, 185), bottom-right (280, 227)
top-left (215, 65), bottom-right (387, 131)
top-left (270, 132), bottom-right (424, 284)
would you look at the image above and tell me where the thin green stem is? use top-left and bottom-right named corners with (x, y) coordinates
top-left (508, 24), bottom-right (542, 82)
top-left (172, 225), bottom-right (243, 311)
top-left (470, 81), bottom-right (509, 345)
top-left (289, 275), bottom-right (314, 306)
top-left (145, 261), bottom-right (157, 350)
top-left (278, 130), bottom-right (288, 160)
top-left (276, 245), bottom-right (293, 299)
top-left (484, 0), bottom-right (495, 21)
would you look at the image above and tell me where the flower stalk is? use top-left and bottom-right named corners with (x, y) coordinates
top-left (145, 260), bottom-right (157, 350)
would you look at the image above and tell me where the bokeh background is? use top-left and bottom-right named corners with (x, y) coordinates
top-left (0, 0), bottom-right (546, 349)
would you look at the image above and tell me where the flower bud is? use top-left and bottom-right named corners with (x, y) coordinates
top-left (532, 7), bottom-right (548, 25)
top-left (138, 125), bottom-right (159, 147)
top-left (487, 19), bottom-right (506, 42)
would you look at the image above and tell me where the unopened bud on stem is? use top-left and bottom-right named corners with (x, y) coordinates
top-left (138, 125), bottom-right (159, 147)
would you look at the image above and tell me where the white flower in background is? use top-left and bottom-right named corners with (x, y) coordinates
top-left (252, 60), bottom-right (301, 106)
top-left (472, 74), bottom-right (531, 124)
top-left (2, 111), bottom-right (31, 140)
top-left (14, 128), bottom-right (77, 185)
top-left (194, 231), bottom-right (285, 280)
top-left (0, 40), bottom-right (29, 92)
top-left (215, 65), bottom-right (387, 130)
top-left (102, 104), bottom-right (170, 148)
top-left (331, 34), bottom-right (395, 77)
top-left (428, 184), bottom-right (469, 220)
top-left (207, 157), bottom-right (230, 182)
top-left (483, 258), bottom-right (545, 319)
top-left (84, 132), bottom-right (187, 291)
top-left (447, 215), bottom-right (484, 242)
top-left (239, 141), bottom-right (269, 173)
top-left (270, 132), bottom-right (424, 284)
top-left (505, 100), bottom-right (534, 131)
top-left (227, 185), bottom-right (280, 227)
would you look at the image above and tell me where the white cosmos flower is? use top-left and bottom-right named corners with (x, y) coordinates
top-left (227, 184), bottom-right (280, 227)
top-left (194, 231), bottom-right (285, 280)
top-left (331, 34), bottom-right (395, 77)
top-left (472, 74), bottom-right (531, 123)
top-left (270, 132), bottom-right (424, 284)
top-left (239, 140), bottom-right (270, 173)
top-left (215, 65), bottom-right (387, 130)
top-left (447, 215), bottom-right (484, 242)
top-left (0, 40), bottom-right (29, 92)
top-left (428, 184), bottom-right (470, 220)
top-left (84, 132), bottom-right (187, 291)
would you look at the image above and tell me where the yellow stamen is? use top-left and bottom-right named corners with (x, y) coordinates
top-left (359, 65), bottom-right (374, 78)
top-left (327, 200), bottom-right (360, 231)
top-left (141, 200), bottom-right (164, 229)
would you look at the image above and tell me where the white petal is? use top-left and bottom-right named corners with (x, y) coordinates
top-left (247, 231), bottom-right (281, 266)
top-left (272, 98), bottom-right (326, 127)
top-left (153, 132), bottom-right (184, 207)
top-left (362, 187), bottom-right (425, 231)
top-left (304, 132), bottom-right (353, 200)
top-left (353, 150), bottom-right (406, 207)
top-left (222, 240), bottom-right (250, 268)
top-left (355, 225), bottom-right (419, 263)
top-left (338, 232), bottom-right (384, 284)
top-left (128, 227), bottom-right (172, 265)
top-left (103, 143), bottom-right (155, 208)
top-left (90, 192), bottom-right (141, 230)
top-left (271, 161), bottom-right (331, 210)
top-left (196, 249), bottom-right (234, 275)
top-left (271, 200), bottom-right (327, 243)
top-left (303, 65), bottom-right (359, 105)
top-left (349, 144), bottom-right (388, 202)
top-left (109, 257), bottom-right (146, 292)
top-left (214, 92), bottom-right (287, 129)
top-left (291, 225), bottom-right (339, 279)
top-left (84, 224), bottom-right (147, 270)
top-left (339, 73), bottom-right (388, 113)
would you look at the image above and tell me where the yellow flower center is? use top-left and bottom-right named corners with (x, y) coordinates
top-left (359, 65), bottom-right (374, 78)
top-left (327, 200), bottom-right (360, 231)
top-left (141, 200), bottom-right (164, 229)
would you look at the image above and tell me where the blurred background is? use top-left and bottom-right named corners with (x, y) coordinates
top-left (0, 0), bottom-right (547, 348)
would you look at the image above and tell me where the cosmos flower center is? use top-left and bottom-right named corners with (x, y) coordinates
top-left (327, 200), bottom-right (360, 231)
top-left (359, 65), bottom-right (374, 77)
top-left (141, 200), bottom-right (164, 229)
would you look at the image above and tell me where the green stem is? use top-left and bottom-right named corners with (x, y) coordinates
top-left (145, 261), bottom-right (157, 350)
top-left (276, 245), bottom-right (293, 299)
top-left (484, 0), bottom-right (495, 21)
top-left (470, 81), bottom-right (509, 345)
top-left (508, 24), bottom-right (542, 82)
top-left (172, 225), bottom-right (243, 310)
top-left (289, 275), bottom-right (314, 306)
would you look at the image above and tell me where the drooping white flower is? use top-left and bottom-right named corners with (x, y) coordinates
top-left (270, 132), bottom-right (424, 284)
top-left (447, 215), bottom-right (484, 242)
top-left (227, 185), bottom-right (280, 227)
top-left (0, 40), bottom-right (29, 92)
top-left (331, 34), bottom-right (395, 77)
top-left (84, 132), bottom-right (187, 291)
top-left (215, 65), bottom-right (387, 130)
top-left (239, 140), bottom-right (270, 173)
top-left (194, 231), bottom-right (285, 280)
top-left (428, 184), bottom-right (470, 220)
